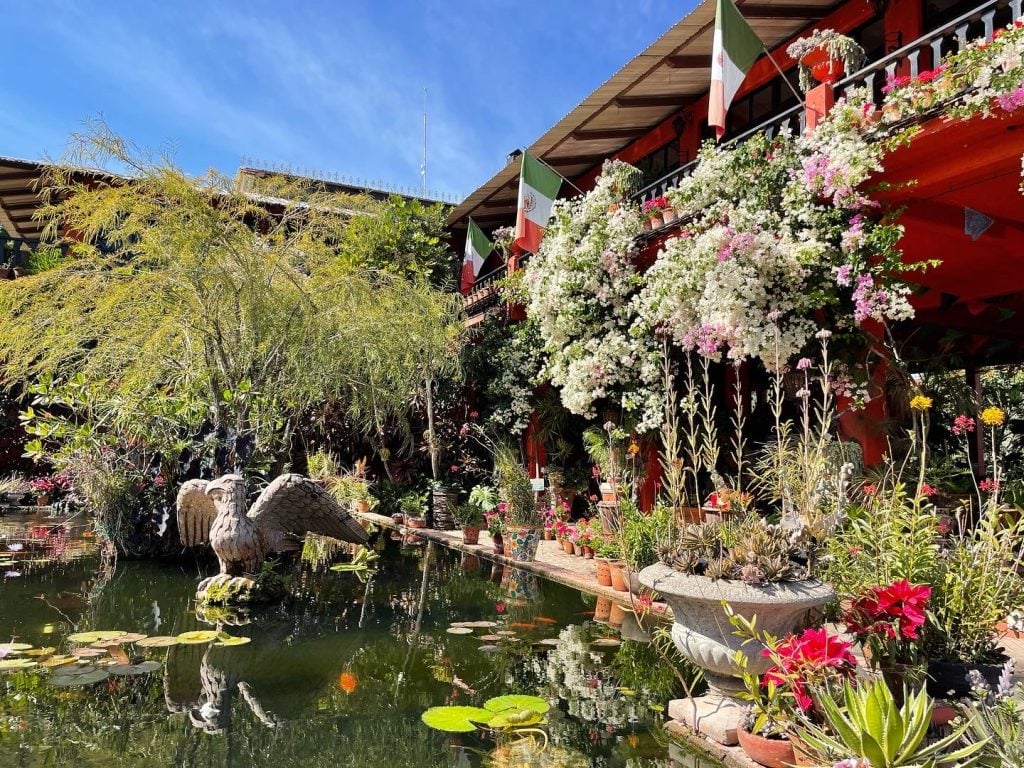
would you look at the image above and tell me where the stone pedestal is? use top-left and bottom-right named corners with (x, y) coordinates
top-left (668, 692), bottom-right (743, 745)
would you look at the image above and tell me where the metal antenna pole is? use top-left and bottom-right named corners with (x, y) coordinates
top-left (421, 88), bottom-right (428, 197)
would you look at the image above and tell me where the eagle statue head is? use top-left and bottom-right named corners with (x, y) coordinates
top-left (204, 474), bottom-right (246, 517)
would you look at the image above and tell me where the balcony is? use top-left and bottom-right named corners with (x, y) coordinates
top-left (631, 0), bottom-right (1020, 215)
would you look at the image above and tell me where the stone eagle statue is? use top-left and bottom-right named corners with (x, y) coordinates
top-left (176, 473), bottom-right (370, 580)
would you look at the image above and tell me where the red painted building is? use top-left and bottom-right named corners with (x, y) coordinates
top-left (450, 0), bottom-right (1024, 480)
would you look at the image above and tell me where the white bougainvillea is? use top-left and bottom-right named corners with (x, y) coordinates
top-left (526, 161), bottom-right (662, 430)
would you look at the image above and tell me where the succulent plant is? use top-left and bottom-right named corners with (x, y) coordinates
top-left (658, 514), bottom-right (807, 583)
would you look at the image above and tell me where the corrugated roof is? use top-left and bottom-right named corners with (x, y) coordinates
top-left (448, 0), bottom-right (843, 229)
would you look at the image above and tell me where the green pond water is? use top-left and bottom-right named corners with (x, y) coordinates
top-left (0, 513), bottom-right (721, 767)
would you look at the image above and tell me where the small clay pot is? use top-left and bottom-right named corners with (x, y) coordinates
top-left (737, 726), bottom-right (795, 768)
top-left (561, 539), bottom-right (574, 555)
top-left (462, 524), bottom-right (480, 546)
top-left (608, 560), bottom-right (629, 592)
top-left (543, 529), bottom-right (555, 540)
top-left (407, 517), bottom-right (427, 530)
top-left (355, 500), bottom-right (370, 514)
top-left (582, 545), bottom-right (594, 559)
top-left (572, 542), bottom-right (583, 556)
top-left (608, 602), bottom-right (627, 628)
top-left (594, 558), bottom-right (613, 587)
top-left (594, 596), bottom-right (613, 622)
top-left (391, 513), bottom-right (404, 525)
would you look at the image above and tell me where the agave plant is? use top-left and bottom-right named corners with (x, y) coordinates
top-left (794, 679), bottom-right (985, 767)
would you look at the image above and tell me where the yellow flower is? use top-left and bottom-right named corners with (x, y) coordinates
top-left (627, 442), bottom-right (640, 456)
top-left (981, 406), bottom-right (1006, 426)
top-left (909, 395), bottom-right (933, 412)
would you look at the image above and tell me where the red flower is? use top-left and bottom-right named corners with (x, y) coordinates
top-left (862, 483), bottom-right (878, 497)
top-left (918, 483), bottom-right (936, 497)
top-left (495, 602), bottom-right (506, 614)
top-left (844, 580), bottom-right (931, 640)
top-left (761, 628), bottom-right (856, 712)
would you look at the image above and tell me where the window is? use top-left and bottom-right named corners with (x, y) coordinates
top-left (634, 140), bottom-right (681, 186)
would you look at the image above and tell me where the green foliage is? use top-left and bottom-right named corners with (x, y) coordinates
top-left (492, 442), bottom-right (538, 527)
top-left (0, 124), bottom-right (464, 549)
top-left (793, 678), bottom-right (985, 768)
top-left (22, 247), bottom-right (66, 275)
top-left (452, 502), bottom-right (484, 526)
top-left (963, 682), bottom-right (1024, 766)
top-left (468, 484), bottom-right (498, 512)
top-left (335, 195), bottom-right (455, 287)
top-left (619, 501), bottom-right (672, 572)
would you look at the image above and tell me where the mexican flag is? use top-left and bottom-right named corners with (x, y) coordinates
top-left (708, 0), bottom-right (763, 138)
top-left (460, 217), bottom-right (492, 293)
top-left (514, 151), bottom-right (562, 254)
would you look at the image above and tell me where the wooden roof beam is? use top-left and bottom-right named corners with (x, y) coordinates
top-left (613, 94), bottom-right (693, 108)
top-left (741, 4), bottom-right (827, 19)
top-left (544, 153), bottom-right (612, 167)
top-left (0, 170), bottom-right (40, 182)
top-left (665, 55), bottom-right (712, 69)
top-left (571, 126), bottom-right (652, 141)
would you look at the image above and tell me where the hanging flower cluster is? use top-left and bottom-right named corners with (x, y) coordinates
top-left (526, 160), bottom-right (662, 430)
top-left (639, 94), bottom-right (913, 369)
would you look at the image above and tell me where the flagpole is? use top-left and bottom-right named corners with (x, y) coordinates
top-left (762, 47), bottom-right (805, 106)
top-left (529, 153), bottom-right (585, 195)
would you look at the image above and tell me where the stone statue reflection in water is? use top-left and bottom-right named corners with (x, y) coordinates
top-left (175, 474), bottom-right (370, 604)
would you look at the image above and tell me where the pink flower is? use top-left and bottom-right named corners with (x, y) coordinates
top-left (863, 483), bottom-right (877, 497)
top-left (918, 483), bottom-right (936, 497)
top-left (980, 477), bottom-right (1000, 492)
top-left (796, 357), bottom-right (813, 370)
top-left (952, 414), bottom-right (975, 436)
top-left (495, 602), bottom-right (505, 614)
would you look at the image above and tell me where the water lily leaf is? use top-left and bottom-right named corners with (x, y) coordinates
top-left (107, 660), bottom-right (161, 675)
top-left (483, 695), bottom-right (550, 715)
top-left (446, 627), bottom-right (473, 635)
top-left (50, 668), bottom-right (109, 687)
top-left (60, 664), bottom-right (101, 676)
top-left (0, 643), bottom-right (33, 654)
top-left (479, 634), bottom-right (502, 642)
top-left (591, 638), bottom-right (621, 648)
top-left (71, 647), bottom-right (106, 658)
top-left (214, 636), bottom-right (251, 647)
top-left (39, 655), bottom-right (76, 668)
top-left (478, 645), bottom-right (500, 654)
top-left (487, 709), bottom-right (545, 728)
top-left (68, 630), bottom-right (126, 643)
top-left (421, 706), bottom-right (493, 732)
top-left (450, 621), bottom-right (497, 628)
top-left (136, 636), bottom-right (180, 648)
top-left (537, 638), bottom-right (560, 647)
top-left (103, 633), bottom-right (148, 644)
top-left (495, 631), bottom-right (517, 637)
top-left (0, 658), bottom-right (37, 671)
top-left (24, 647), bottom-right (56, 657)
top-left (176, 631), bottom-right (220, 644)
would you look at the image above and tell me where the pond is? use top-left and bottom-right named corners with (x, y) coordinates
top-left (0, 513), bottom-right (722, 767)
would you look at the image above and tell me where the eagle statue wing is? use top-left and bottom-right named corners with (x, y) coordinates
top-left (176, 479), bottom-right (217, 547)
top-left (247, 474), bottom-right (369, 552)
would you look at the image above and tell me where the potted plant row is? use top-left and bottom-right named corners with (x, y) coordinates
top-left (641, 195), bottom-right (675, 231)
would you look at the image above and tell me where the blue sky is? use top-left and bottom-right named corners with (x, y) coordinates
top-left (0, 1), bottom-right (691, 199)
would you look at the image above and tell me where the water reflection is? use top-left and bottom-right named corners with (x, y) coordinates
top-left (0, 513), bottom-right (720, 767)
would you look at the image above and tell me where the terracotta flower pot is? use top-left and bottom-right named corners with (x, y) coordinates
top-left (642, 218), bottom-right (652, 232)
top-left (355, 500), bottom-right (370, 514)
top-left (595, 557), bottom-right (613, 587)
top-left (663, 207), bottom-right (677, 224)
top-left (649, 214), bottom-right (664, 229)
top-left (582, 545), bottom-right (594, 559)
top-left (391, 513), bottom-right (404, 526)
top-left (36, 495), bottom-right (49, 507)
top-left (608, 602), bottom-right (627, 628)
top-left (462, 524), bottom-right (480, 545)
top-left (737, 726), bottom-right (795, 768)
top-left (543, 529), bottom-right (555, 540)
top-left (801, 47), bottom-right (844, 84)
top-left (594, 596), bottom-right (613, 622)
top-left (559, 538), bottom-right (574, 555)
top-left (599, 482), bottom-right (618, 502)
top-left (407, 517), bottom-right (427, 529)
top-left (572, 542), bottom-right (583, 556)
top-left (608, 560), bottom-right (629, 592)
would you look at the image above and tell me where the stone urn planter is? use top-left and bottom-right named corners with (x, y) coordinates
top-left (638, 563), bottom-right (834, 745)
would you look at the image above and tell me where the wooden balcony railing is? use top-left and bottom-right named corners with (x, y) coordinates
top-left (632, 0), bottom-right (1017, 211)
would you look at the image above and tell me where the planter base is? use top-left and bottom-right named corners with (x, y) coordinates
top-left (667, 692), bottom-right (742, 746)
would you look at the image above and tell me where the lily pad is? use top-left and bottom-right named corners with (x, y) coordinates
top-left (487, 709), bottom-right (545, 728)
top-left (214, 636), bottom-right (251, 647)
top-left (24, 647), bottom-right (56, 657)
top-left (449, 620), bottom-right (497, 628)
top-left (107, 660), bottom-right (162, 676)
top-left (71, 647), bottom-right (106, 658)
top-left (446, 627), bottom-right (473, 635)
top-left (176, 630), bottom-right (220, 644)
top-left (0, 658), bottom-right (37, 671)
top-left (60, 664), bottom-right (102, 676)
top-left (103, 633), bottom-right (148, 644)
top-left (68, 630), bottom-right (126, 644)
top-left (483, 695), bottom-right (550, 715)
top-left (479, 634), bottom-right (502, 642)
top-left (39, 655), bottom-right (76, 668)
top-left (591, 638), bottom-right (621, 648)
top-left (496, 631), bottom-right (517, 637)
top-left (478, 645), bottom-right (500, 654)
top-left (537, 638), bottom-right (560, 647)
top-left (421, 705), bottom-right (493, 732)
top-left (136, 636), bottom-right (180, 648)
top-left (0, 643), bottom-right (33, 654)
top-left (50, 668), bottom-right (109, 687)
